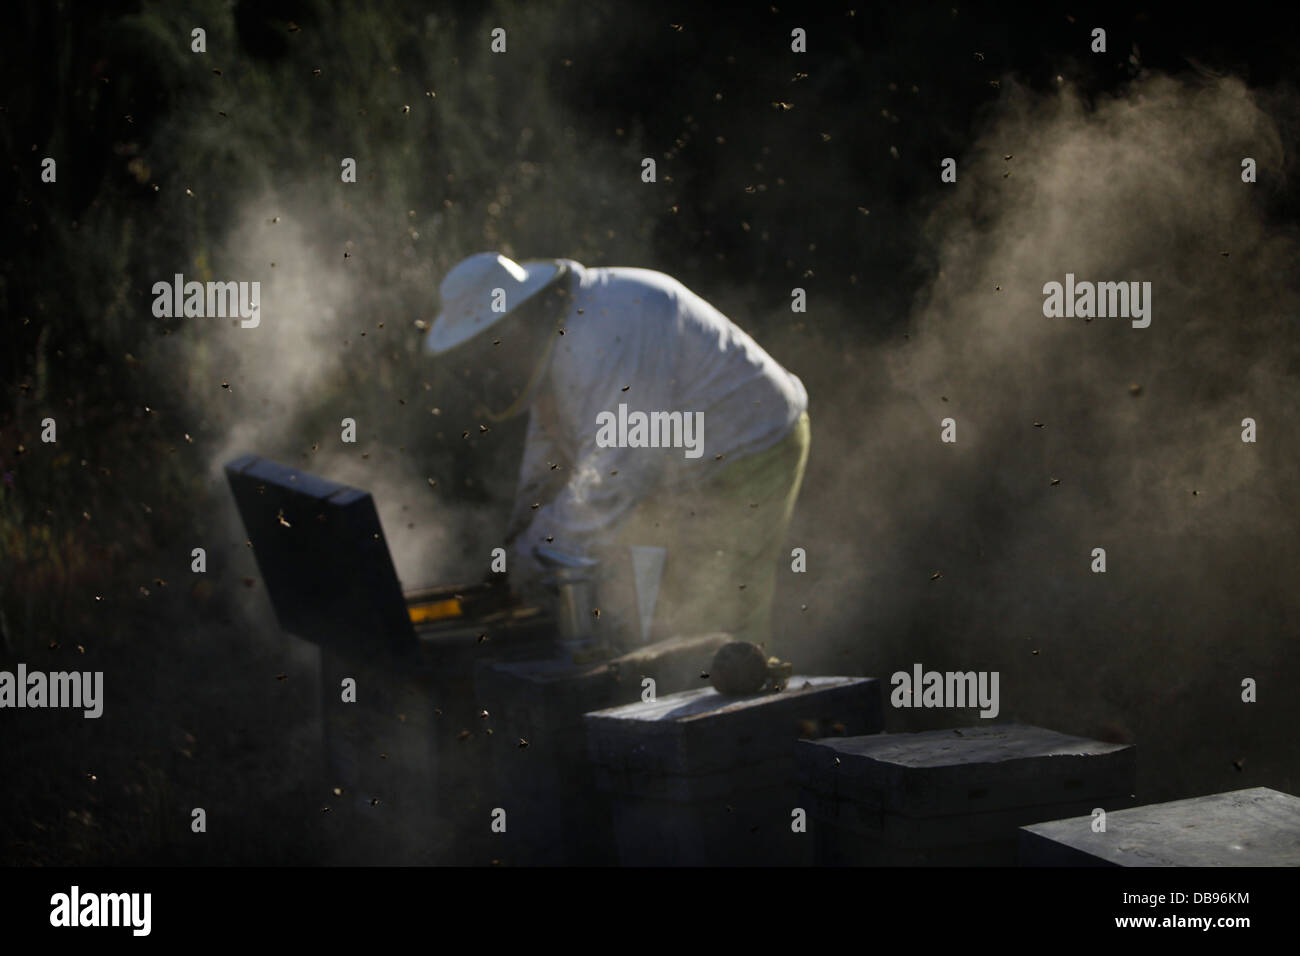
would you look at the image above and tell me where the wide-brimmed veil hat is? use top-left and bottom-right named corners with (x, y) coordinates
top-left (425, 252), bottom-right (566, 355)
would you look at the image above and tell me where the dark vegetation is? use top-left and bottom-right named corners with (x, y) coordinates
top-left (2, 1), bottom-right (1298, 863)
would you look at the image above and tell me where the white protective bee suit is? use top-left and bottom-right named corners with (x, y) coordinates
top-left (503, 258), bottom-right (810, 646)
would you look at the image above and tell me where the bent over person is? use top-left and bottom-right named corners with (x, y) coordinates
top-left (427, 252), bottom-right (809, 649)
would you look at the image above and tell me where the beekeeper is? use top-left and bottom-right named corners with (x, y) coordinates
top-left (427, 252), bottom-right (809, 648)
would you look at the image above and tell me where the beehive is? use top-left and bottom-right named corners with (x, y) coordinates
top-left (1019, 786), bottom-right (1300, 866)
top-left (797, 723), bottom-right (1136, 865)
top-left (474, 632), bottom-right (732, 864)
top-left (585, 676), bottom-right (882, 865)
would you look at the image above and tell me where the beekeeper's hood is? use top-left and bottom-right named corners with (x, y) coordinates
top-left (426, 252), bottom-right (570, 421)
top-left (426, 252), bottom-right (567, 354)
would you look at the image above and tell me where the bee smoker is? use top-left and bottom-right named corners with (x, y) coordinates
top-left (533, 545), bottom-right (606, 661)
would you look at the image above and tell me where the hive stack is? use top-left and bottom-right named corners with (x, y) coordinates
top-left (586, 676), bottom-right (883, 865)
top-left (796, 723), bottom-right (1137, 865)
top-left (1019, 786), bottom-right (1300, 866)
top-left (474, 632), bottom-right (731, 864)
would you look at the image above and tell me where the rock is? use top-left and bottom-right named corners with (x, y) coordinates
top-left (709, 641), bottom-right (768, 695)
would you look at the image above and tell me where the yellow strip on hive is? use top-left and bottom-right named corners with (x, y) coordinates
top-left (407, 598), bottom-right (463, 623)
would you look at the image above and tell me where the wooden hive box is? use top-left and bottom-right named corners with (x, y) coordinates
top-left (473, 632), bottom-right (731, 865)
top-left (316, 607), bottom-right (557, 864)
top-left (224, 455), bottom-right (558, 861)
top-left (585, 676), bottom-right (882, 866)
top-left (797, 723), bottom-right (1136, 866)
top-left (1019, 786), bottom-right (1300, 866)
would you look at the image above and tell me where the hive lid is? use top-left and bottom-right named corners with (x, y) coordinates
top-left (224, 455), bottom-right (415, 656)
top-left (1020, 786), bottom-right (1300, 867)
top-left (797, 723), bottom-right (1135, 818)
top-left (585, 676), bottom-right (882, 777)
